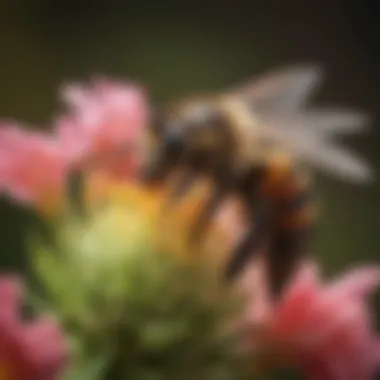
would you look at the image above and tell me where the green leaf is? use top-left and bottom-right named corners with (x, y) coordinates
top-left (29, 235), bottom-right (90, 322)
top-left (139, 319), bottom-right (192, 350)
top-left (60, 350), bottom-right (112, 380)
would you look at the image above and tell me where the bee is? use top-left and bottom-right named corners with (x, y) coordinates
top-left (142, 66), bottom-right (374, 297)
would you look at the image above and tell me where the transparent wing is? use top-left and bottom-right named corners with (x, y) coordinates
top-left (290, 137), bottom-right (373, 184)
top-left (258, 115), bottom-right (374, 183)
top-left (232, 65), bottom-right (323, 113)
top-left (230, 65), bottom-right (373, 183)
top-left (262, 110), bottom-right (370, 136)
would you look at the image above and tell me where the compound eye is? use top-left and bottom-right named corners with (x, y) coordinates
top-left (163, 127), bottom-right (185, 157)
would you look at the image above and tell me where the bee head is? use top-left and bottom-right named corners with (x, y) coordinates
top-left (174, 100), bottom-right (234, 156)
top-left (141, 99), bottom-right (233, 183)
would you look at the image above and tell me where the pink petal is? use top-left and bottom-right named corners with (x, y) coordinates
top-left (0, 123), bottom-right (68, 206)
top-left (22, 317), bottom-right (68, 379)
top-left (327, 266), bottom-right (380, 301)
top-left (247, 262), bottom-right (380, 380)
top-left (271, 263), bottom-right (320, 337)
top-left (0, 275), bottom-right (23, 320)
top-left (0, 275), bottom-right (67, 379)
top-left (56, 77), bottom-right (149, 179)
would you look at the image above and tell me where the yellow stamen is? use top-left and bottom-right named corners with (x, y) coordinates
top-left (102, 176), bottom-right (240, 269)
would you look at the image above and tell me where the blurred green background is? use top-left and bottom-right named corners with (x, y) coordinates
top-left (0, 0), bottom-right (379, 278)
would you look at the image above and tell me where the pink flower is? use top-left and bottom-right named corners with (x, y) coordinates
top-left (0, 123), bottom-right (67, 210)
top-left (0, 77), bottom-right (149, 210)
top-left (249, 262), bottom-right (380, 380)
top-left (55, 77), bottom-right (149, 179)
top-left (0, 275), bottom-right (67, 379)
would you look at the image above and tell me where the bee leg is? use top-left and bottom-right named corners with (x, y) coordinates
top-left (140, 155), bottom-right (169, 184)
top-left (167, 170), bottom-right (198, 204)
top-left (187, 182), bottom-right (230, 245)
top-left (187, 157), bottom-right (246, 244)
top-left (224, 202), bottom-right (270, 280)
